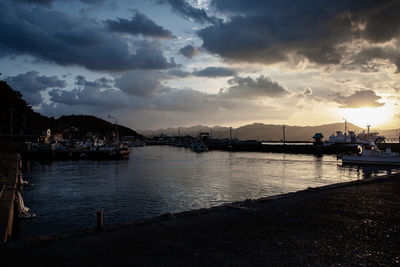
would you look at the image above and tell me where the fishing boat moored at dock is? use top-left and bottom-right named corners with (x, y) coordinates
top-left (341, 142), bottom-right (400, 165)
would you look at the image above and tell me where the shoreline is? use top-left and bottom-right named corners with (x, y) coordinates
top-left (14, 170), bottom-right (398, 242)
top-left (1, 172), bottom-right (400, 265)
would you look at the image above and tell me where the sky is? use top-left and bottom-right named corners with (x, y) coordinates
top-left (1, 0), bottom-right (400, 130)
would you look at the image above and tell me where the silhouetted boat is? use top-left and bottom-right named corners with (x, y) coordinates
top-left (88, 144), bottom-right (131, 159)
top-left (191, 142), bottom-right (208, 153)
top-left (113, 144), bottom-right (131, 159)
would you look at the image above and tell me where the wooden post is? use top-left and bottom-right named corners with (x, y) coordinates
top-left (96, 210), bottom-right (103, 230)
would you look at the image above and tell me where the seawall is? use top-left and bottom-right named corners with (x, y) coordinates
top-left (0, 144), bottom-right (21, 244)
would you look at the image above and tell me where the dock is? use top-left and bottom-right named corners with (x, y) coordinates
top-left (0, 143), bottom-right (21, 244)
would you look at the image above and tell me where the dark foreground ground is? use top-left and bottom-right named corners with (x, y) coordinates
top-left (1, 175), bottom-right (400, 266)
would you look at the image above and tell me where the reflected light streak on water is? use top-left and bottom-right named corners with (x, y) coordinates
top-left (18, 146), bottom-right (399, 237)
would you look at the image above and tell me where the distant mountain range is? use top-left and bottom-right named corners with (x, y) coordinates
top-left (139, 123), bottom-right (399, 141)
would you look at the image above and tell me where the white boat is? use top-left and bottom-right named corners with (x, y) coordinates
top-left (341, 142), bottom-right (400, 165)
top-left (324, 128), bottom-right (385, 146)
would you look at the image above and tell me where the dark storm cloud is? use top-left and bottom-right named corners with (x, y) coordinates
top-left (39, 72), bottom-right (289, 119)
top-left (158, 0), bottom-right (218, 24)
top-left (334, 90), bottom-right (384, 108)
top-left (0, 2), bottom-right (176, 71)
top-left (179, 45), bottom-right (199, 58)
top-left (5, 71), bottom-right (66, 105)
top-left (167, 67), bottom-right (236, 78)
top-left (167, 69), bottom-right (191, 78)
top-left (16, 0), bottom-right (104, 7)
top-left (147, 87), bottom-right (260, 112)
top-left (75, 75), bottom-right (114, 88)
top-left (349, 46), bottom-right (400, 72)
top-left (16, 0), bottom-right (54, 6)
top-left (151, 88), bottom-right (210, 111)
top-left (115, 70), bottom-right (164, 97)
top-left (49, 87), bottom-right (129, 108)
top-left (45, 86), bottom-right (219, 114)
top-left (362, 2), bottom-right (400, 43)
top-left (150, 81), bottom-right (287, 112)
top-left (197, 0), bottom-right (400, 67)
top-left (79, 0), bottom-right (105, 3)
top-left (48, 76), bottom-right (132, 109)
top-left (221, 76), bottom-right (289, 98)
top-left (105, 11), bottom-right (175, 39)
top-left (194, 67), bottom-right (236, 77)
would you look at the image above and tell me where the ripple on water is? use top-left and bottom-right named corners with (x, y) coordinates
top-left (18, 146), bottom-right (400, 238)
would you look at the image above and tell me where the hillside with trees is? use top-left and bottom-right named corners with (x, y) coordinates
top-left (0, 81), bottom-right (142, 139)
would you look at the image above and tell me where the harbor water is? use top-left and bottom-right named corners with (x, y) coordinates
top-left (17, 146), bottom-right (399, 238)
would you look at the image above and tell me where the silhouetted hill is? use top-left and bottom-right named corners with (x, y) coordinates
top-left (0, 80), bottom-right (58, 135)
top-left (234, 122), bottom-right (365, 141)
top-left (0, 80), bottom-right (142, 139)
top-left (139, 122), bottom-right (367, 141)
top-left (58, 115), bottom-right (141, 139)
top-left (139, 125), bottom-right (230, 138)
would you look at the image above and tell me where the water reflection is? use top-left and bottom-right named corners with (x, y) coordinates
top-left (19, 146), bottom-right (400, 238)
top-left (314, 154), bottom-right (323, 180)
top-left (340, 164), bottom-right (398, 178)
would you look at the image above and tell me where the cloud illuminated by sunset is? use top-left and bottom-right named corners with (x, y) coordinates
top-left (1, 0), bottom-right (399, 130)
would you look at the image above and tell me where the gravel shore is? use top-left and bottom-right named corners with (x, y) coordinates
top-left (1, 174), bottom-right (400, 266)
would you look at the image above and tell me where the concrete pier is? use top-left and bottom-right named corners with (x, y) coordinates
top-left (0, 143), bottom-right (21, 244)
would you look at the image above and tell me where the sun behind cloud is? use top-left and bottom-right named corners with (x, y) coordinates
top-left (340, 106), bottom-right (392, 128)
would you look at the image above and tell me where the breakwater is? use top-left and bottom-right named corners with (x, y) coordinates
top-left (166, 140), bottom-right (399, 154)
top-left (161, 139), bottom-right (400, 154)
top-left (0, 146), bottom-right (21, 244)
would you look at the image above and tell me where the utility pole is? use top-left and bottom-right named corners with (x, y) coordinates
top-left (107, 114), bottom-right (119, 143)
top-left (229, 127), bottom-right (232, 141)
top-left (398, 129), bottom-right (400, 144)
top-left (9, 108), bottom-right (15, 136)
top-left (282, 125), bottom-right (286, 145)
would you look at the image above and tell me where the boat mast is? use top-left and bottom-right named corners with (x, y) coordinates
top-left (366, 124), bottom-right (370, 140)
top-left (342, 118), bottom-right (347, 142)
top-left (108, 114), bottom-right (119, 143)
